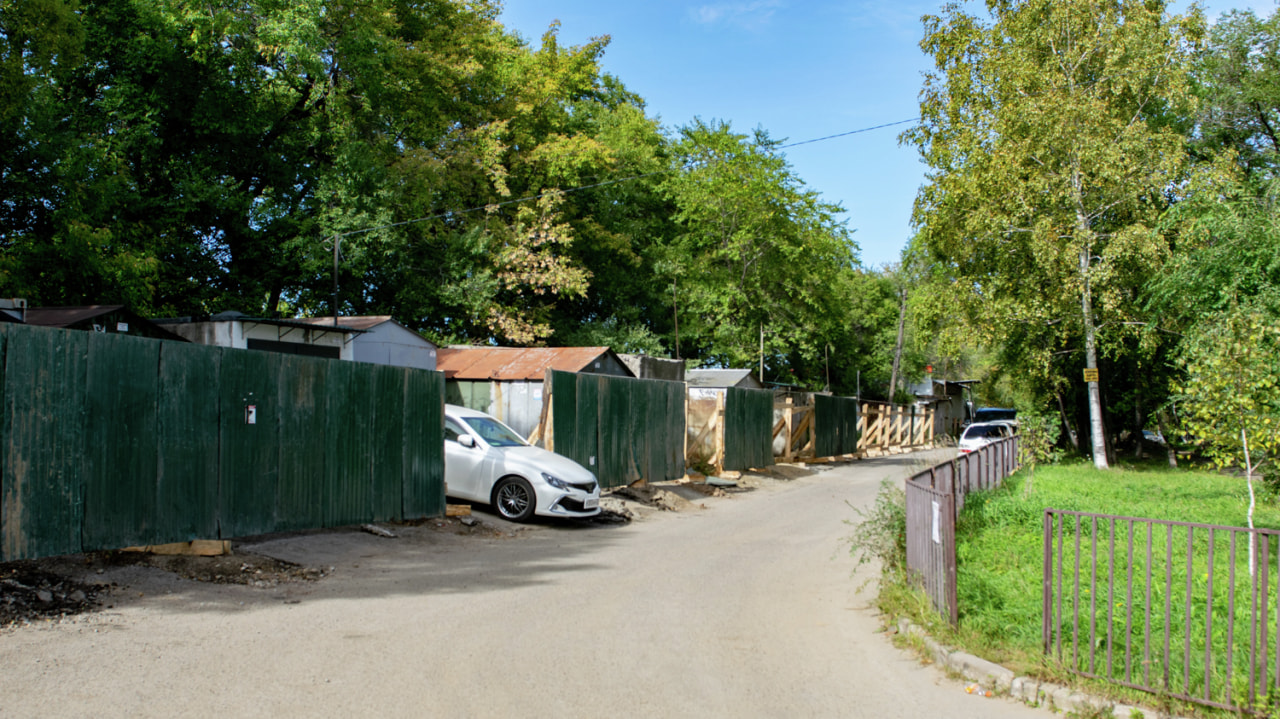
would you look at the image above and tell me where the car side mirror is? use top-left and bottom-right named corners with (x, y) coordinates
top-left (458, 434), bottom-right (476, 448)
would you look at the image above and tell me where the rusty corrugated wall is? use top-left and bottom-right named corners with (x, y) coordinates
top-left (0, 323), bottom-right (445, 561)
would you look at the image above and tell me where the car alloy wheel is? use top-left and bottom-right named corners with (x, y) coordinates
top-left (494, 477), bottom-right (536, 522)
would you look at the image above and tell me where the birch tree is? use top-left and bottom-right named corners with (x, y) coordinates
top-left (905, 0), bottom-right (1205, 469)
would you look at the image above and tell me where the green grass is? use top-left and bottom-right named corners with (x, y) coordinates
top-left (884, 459), bottom-right (1280, 716)
top-left (955, 461), bottom-right (1280, 658)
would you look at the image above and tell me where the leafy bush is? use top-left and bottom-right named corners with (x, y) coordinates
top-left (846, 478), bottom-right (907, 576)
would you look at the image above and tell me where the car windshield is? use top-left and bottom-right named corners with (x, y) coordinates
top-left (461, 416), bottom-right (526, 447)
top-left (964, 424), bottom-right (1003, 439)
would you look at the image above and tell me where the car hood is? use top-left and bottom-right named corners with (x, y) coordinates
top-left (498, 445), bottom-right (597, 485)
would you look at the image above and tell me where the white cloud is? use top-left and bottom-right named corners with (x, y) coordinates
top-left (690, 0), bottom-right (785, 30)
top-left (841, 1), bottom-right (935, 39)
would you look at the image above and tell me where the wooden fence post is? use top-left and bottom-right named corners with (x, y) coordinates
top-left (714, 391), bottom-right (726, 475)
top-left (783, 396), bottom-right (794, 462)
top-left (683, 389), bottom-right (689, 471)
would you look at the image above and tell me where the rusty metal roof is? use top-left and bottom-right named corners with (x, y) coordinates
top-left (436, 346), bottom-right (618, 380)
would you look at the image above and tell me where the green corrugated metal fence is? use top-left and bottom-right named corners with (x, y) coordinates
top-left (814, 394), bottom-right (860, 458)
top-left (0, 323), bottom-right (445, 561)
top-left (548, 370), bottom-right (685, 489)
top-left (723, 387), bottom-right (774, 471)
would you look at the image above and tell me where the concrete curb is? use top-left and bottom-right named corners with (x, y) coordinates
top-left (895, 618), bottom-right (1188, 718)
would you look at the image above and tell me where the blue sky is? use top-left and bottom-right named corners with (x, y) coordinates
top-left (499, 0), bottom-right (1277, 269)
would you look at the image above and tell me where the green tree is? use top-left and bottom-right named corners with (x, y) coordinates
top-left (1176, 299), bottom-right (1280, 562)
top-left (906, 0), bottom-right (1206, 468)
top-left (661, 119), bottom-right (858, 381)
top-left (1193, 9), bottom-right (1280, 180)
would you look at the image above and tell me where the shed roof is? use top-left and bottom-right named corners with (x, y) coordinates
top-left (153, 311), bottom-right (365, 334)
top-left (293, 315), bottom-right (397, 332)
top-left (23, 305), bottom-right (127, 327)
top-left (686, 368), bottom-right (760, 388)
top-left (24, 305), bottom-right (190, 341)
top-left (436, 346), bottom-right (622, 380)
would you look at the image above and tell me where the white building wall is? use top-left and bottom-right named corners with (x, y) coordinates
top-left (166, 321), bottom-right (353, 359)
top-left (352, 323), bottom-right (437, 370)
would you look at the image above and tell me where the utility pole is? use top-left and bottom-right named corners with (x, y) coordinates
top-left (330, 235), bottom-right (341, 328)
top-left (759, 321), bottom-right (764, 383)
top-left (888, 285), bottom-right (907, 404)
top-left (824, 344), bottom-right (830, 392)
top-left (672, 277), bottom-right (680, 360)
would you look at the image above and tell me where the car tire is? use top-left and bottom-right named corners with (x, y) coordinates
top-left (493, 476), bottom-right (536, 522)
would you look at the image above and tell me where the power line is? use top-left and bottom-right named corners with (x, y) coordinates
top-left (777, 118), bottom-right (919, 149)
top-left (330, 117), bottom-right (920, 242)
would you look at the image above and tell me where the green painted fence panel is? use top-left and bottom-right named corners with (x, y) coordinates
top-left (551, 371), bottom-right (577, 459)
top-left (646, 381), bottom-right (666, 483)
top-left (724, 387), bottom-right (774, 472)
top-left (83, 333), bottom-right (161, 550)
top-left (371, 364), bottom-right (406, 522)
top-left (814, 394), bottom-right (860, 458)
top-left (402, 368), bottom-right (445, 519)
top-left (327, 360), bottom-right (375, 527)
top-left (574, 374), bottom-right (599, 475)
top-left (667, 382), bottom-right (685, 478)
top-left (599, 375), bottom-right (629, 488)
top-left (814, 395), bottom-right (838, 458)
top-left (842, 398), bottom-right (860, 455)
top-left (156, 341), bottom-right (220, 541)
top-left (628, 378), bottom-right (648, 483)
top-left (1, 326), bottom-right (448, 557)
top-left (547, 371), bottom-right (684, 489)
top-left (218, 349), bottom-right (282, 538)
top-left (276, 354), bottom-right (330, 531)
top-left (2, 325), bottom-right (88, 560)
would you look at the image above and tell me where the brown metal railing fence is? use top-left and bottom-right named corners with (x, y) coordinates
top-left (904, 436), bottom-right (1021, 623)
top-left (1044, 511), bottom-right (1280, 714)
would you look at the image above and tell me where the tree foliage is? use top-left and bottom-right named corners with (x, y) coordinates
top-left (0, 1), bottom-right (894, 394)
top-left (905, 0), bottom-right (1206, 462)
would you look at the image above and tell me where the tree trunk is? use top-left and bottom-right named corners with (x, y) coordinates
top-left (1133, 384), bottom-right (1144, 460)
top-left (888, 286), bottom-right (907, 403)
top-left (1056, 391), bottom-right (1079, 451)
top-left (1156, 410), bottom-right (1177, 468)
top-left (1077, 219), bottom-right (1108, 469)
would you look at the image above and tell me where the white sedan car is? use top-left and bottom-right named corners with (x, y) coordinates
top-left (444, 404), bottom-right (601, 522)
top-left (957, 421), bottom-right (1012, 454)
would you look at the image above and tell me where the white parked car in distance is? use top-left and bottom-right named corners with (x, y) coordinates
top-left (958, 421), bottom-right (1012, 454)
top-left (444, 404), bottom-right (601, 522)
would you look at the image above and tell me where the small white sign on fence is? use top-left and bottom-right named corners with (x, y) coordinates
top-left (931, 500), bottom-right (941, 544)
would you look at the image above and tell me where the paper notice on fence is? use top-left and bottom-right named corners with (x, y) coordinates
top-left (931, 500), bottom-right (941, 544)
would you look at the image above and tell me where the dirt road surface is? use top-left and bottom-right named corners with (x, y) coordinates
top-left (0, 450), bottom-right (1047, 718)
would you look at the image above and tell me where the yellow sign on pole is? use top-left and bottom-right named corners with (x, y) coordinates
top-left (1083, 368), bottom-right (1099, 383)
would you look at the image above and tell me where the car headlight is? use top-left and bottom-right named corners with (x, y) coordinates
top-left (542, 472), bottom-right (569, 490)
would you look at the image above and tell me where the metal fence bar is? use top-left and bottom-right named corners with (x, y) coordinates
top-left (1044, 510), bottom-right (1280, 714)
top-left (1203, 528), bottom-right (1215, 702)
top-left (905, 435), bottom-right (1021, 623)
top-left (1143, 520), bottom-right (1153, 687)
top-left (1227, 534), bottom-right (1237, 706)
top-left (1089, 515), bottom-right (1097, 675)
top-left (1107, 518), bottom-right (1116, 677)
top-left (1124, 519), bottom-right (1134, 684)
top-left (1183, 526), bottom-right (1194, 694)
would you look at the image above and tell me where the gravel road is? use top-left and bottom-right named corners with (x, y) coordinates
top-left (0, 450), bottom-right (1047, 718)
